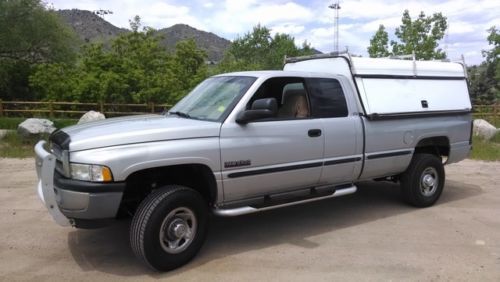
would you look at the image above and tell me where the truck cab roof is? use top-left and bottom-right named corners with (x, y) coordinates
top-left (214, 70), bottom-right (343, 79)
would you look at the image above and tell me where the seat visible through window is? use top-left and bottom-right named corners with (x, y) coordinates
top-left (278, 89), bottom-right (309, 118)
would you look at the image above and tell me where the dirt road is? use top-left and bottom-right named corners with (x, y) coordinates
top-left (0, 158), bottom-right (499, 281)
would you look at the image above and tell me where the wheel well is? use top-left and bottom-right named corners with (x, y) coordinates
top-left (119, 164), bottom-right (217, 216)
top-left (414, 136), bottom-right (450, 157)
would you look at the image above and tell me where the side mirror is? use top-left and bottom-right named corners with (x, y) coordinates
top-left (236, 98), bottom-right (278, 124)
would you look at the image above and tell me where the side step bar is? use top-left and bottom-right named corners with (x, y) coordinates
top-left (213, 185), bottom-right (357, 217)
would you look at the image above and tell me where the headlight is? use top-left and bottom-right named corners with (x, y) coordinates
top-left (70, 163), bottom-right (113, 182)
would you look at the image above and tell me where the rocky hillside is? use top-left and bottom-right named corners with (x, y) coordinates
top-left (57, 9), bottom-right (127, 44)
top-left (157, 24), bottom-right (230, 62)
top-left (56, 9), bottom-right (230, 61)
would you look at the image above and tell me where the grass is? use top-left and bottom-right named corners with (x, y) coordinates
top-left (470, 135), bottom-right (500, 161)
top-left (0, 117), bottom-right (76, 158)
top-left (0, 117), bottom-right (24, 129)
top-left (491, 131), bottom-right (500, 143)
top-left (0, 131), bottom-right (43, 158)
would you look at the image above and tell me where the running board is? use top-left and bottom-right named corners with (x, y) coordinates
top-left (213, 185), bottom-right (357, 217)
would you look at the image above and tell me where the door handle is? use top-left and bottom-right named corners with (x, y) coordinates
top-left (308, 129), bottom-right (322, 137)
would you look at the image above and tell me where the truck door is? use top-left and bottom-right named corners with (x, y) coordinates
top-left (304, 77), bottom-right (363, 185)
top-left (220, 77), bottom-right (324, 202)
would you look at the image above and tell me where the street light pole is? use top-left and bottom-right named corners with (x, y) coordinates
top-left (328, 1), bottom-right (341, 53)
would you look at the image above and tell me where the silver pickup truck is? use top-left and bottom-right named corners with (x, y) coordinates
top-left (35, 53), bottom-right (472, 271)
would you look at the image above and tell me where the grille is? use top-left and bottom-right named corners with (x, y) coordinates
top-left (48, 130), bottom-right (71, 177)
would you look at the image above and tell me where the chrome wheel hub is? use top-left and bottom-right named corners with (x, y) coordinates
top-left (170, 219), bottom-right (188, 239)
top-left (420, 167), bottom-right (438, 196)
top-left (159, 207), bottom-right (197, 254)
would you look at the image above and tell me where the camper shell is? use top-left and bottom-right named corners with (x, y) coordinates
top-left (284, 54), bottom-right (471, 119)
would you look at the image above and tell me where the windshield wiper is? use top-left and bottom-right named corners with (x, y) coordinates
top-left (169, 111), bottom-right (192, 119)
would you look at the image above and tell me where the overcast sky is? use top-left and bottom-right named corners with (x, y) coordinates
top-left (47, 0), bottom-right (499, 65)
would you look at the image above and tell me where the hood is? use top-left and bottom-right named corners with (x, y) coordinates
top-left (61, 115), bottom-right (221, 151)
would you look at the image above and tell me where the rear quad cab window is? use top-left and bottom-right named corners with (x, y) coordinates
top-left (306, 78), bottom-right (348, 118)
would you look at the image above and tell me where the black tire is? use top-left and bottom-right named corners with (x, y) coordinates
top-left (130, 185), bottom-right (208, 271)
top-left (400, 153), bottom-right (445, 207)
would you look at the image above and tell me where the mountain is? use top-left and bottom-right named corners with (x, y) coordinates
top-left (156, 24), bottom-right (230, 62)
top-left (57, 9), bottom-right (127, 44)
top-left (311, 48), bottom-right (323, 54)
top-left (56, 9), bottom-right (230, 61)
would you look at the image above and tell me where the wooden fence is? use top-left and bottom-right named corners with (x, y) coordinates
top-left (472, 104), bottom-right (499, 125)
top-left (0, 100), bottom-right (498, 124)
top-left (0, 100), bottom-right (171, 118)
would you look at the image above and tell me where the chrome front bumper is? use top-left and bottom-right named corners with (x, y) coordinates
top-left (35, 141), bottom-right (125, 227)
top-left (35, 140), bottom-right (71, 226)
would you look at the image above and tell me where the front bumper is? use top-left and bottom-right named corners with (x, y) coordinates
top-left (35, 141), bottom-right (125, 226)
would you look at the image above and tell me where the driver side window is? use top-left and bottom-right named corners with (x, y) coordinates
top-left (248, 77), bottom-right (310, 120)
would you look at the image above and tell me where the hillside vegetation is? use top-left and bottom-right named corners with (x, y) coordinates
top-left (0, 1), bottom-right (313, 105)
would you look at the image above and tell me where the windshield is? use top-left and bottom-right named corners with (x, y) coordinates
top-left (168, 76), bottom-right (257, 121)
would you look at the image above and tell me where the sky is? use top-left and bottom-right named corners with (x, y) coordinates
top-left (47, 0), bottom-right (499, 65)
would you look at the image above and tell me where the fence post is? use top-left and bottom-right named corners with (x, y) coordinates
top-left (49, 101), bottom-right (54, 118)
top-left (151, 102), bottom-right (155, 113)
top-left (99, 101), bottom-right (104, 115)
top-left (0, 99), bottom-right (3, 117)
top-left (494, 104), bottom-right (498, 126)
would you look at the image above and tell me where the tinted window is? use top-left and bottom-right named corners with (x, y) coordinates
top-left (306, 78), bottom-right (348, 118)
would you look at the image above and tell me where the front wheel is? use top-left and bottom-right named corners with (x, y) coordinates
top-left (400, 153), bottom-right (445, 207)
top-left (130, 185), bottom-right (208, 271)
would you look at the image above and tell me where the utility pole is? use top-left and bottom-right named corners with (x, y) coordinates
top-left (329, 1), bottom-right (341, 53)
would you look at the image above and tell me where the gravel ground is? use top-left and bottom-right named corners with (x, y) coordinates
top-left (0, 158), bottom-right (499, 281)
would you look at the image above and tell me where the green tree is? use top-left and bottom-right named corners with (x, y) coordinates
top-left (469, 26), bottom-right (499, 105)
top-left (0, 0), bottom-right (76, 63)
top-left (367, 25), bottom-right (390, 58)
top-left (172, 40), bottom-right (208, 100)
top-left (231, 24), bottom-right (271, 67)
top-left (368, 10), bottom-right (447, 60)
top-left (484, 26), bottom-right (499, 93)
top-left (268, 34), bottom-right (312, 69)
top-left (468, 65), bottom-right (494, 104)
top-left (391, 10), bottom-right (447, 59)
top-left (483, 26), bottom-right (499, 64)
top-left (219, 24), bottom-right (314, 72)
top-left (0, 0), bottom-right (77, 100)
top-left (29, 63), bottom-right (77, 101)
top-left (30, 16), bottom-right (208, 105)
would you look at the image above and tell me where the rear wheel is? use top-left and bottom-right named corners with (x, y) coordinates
top-left (400, 153), bottom-right (445, 207)
top-left (130, 185), bottom-right (208, 271)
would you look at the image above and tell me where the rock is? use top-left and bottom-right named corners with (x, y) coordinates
top-left (0, 129), bottom-right (9, 140)
top-left (78, 110), bottom-right (106, 124)
top-left (17, 118), bottom-right (56, 138)
top-left (473, 119), bottom-right (498, 141)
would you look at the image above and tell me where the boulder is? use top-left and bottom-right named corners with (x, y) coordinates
top-left (0, 129), bottom-right (9, 140)
top-left (78, 110), bottom-right (106, 124)
top-left (17, 118), bottom-right (56, 138)
top-left (473, 119), bottom-right (498, 141)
